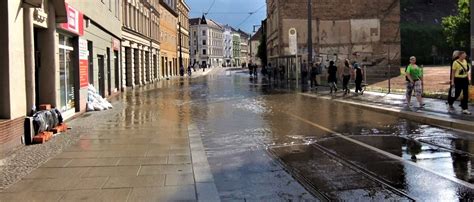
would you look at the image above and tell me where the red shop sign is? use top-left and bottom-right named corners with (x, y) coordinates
top-left (59, 3), bottom-right (84, 36)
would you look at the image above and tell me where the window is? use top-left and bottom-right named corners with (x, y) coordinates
top-left (202, 49), bottom-right (207, 55)
top-left (202, 30), bottom-right (206, 36)
top-left (202, 40), bottom-right (206, 45)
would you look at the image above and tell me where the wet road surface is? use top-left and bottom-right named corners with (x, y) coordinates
top-left (186, 69), bottom-right (474, 200)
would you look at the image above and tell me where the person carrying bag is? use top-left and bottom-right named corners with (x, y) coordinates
top-left (448, 51), bottom-right (471, 115)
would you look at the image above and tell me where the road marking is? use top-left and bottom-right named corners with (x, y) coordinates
top-left (285, 112), bottom-right (474, 190)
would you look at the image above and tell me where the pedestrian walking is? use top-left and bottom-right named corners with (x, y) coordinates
top-left (302, 60), bottom-right (308, 85)
top-left (248, 62), bottom-right (254, 77)
top-left (327, 61), bottom-right (338, 93)
top-left (179, 65), bottom-right (185, 77)
top-left (448, 51), bottom-right (460, 99)
top-left (448, 51), bottom-right (471, 115)
top-left (187, 65), bottom-right (192, 76)
top-left (342, 59), bottom-right (352, 94)
top-left (405, 56), bottom-right (425, 109)
top-left (310, 63), bottom-right (319, 89)
top-left (279, 65), bottom-right (285, 82)
top-left (353, 62), bottom-right (364, 94)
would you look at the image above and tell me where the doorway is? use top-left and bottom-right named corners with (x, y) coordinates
top-left (114, 50), bottom-right (119, 91)
top-left (106, 48), bottom-right (111, 96)
top-left (98, 55), bottom-right (105, 97)
top-left (88, 41), bottom-right (93, 85)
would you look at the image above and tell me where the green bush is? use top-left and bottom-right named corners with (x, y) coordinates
top-left (401, 23), bottom-right (451, 66)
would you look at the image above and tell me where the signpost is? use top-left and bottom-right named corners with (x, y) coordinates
top-left (289, 28), bottom-right (299, 85)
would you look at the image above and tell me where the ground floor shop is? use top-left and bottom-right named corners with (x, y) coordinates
top-left (161, 50), bottom-right (178, 78)
top-left (122, 30), bottom-right (160, 87)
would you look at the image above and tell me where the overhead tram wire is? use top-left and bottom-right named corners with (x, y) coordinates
top-left (204, 0), bottom-right (216, 15)
top-left (236, 4), bottom-right (266, 29)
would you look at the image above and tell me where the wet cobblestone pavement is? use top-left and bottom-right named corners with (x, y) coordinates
top-left (1, 68), bottom-right (474, 201)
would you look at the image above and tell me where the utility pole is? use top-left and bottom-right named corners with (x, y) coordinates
top-left (307, 0), bottom-right (313, 66)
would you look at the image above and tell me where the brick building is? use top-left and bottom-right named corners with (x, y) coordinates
top-left (266, 0), bottom-right (401, 83)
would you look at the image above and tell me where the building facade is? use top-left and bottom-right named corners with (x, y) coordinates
top-left (190, 16), bottom-right (224, 68)
top-left (159, 0), bottom-right (178, 78)
top-left (250, 26), bottom-right (263, 65)
top-left (266, 0), bottom-right (400, 83)
top-left (68, 0), bottom-right (123, 103)
top-left (122, 0), bottom-right (161, 87)
top-left (177, 0), bottom-right (190, 70)
top-left (0, 0), bottom-right (124, 156)
top-left (232, 32), bottom-right (241, 66)
top-left (238, 29), bottom-right (250, 66)
top-left (223, 25), bottom-right (233, 67)
top-left (0, 0), bottom-right (66, 157)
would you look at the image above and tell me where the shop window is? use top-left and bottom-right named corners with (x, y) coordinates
top-left (58, 34), bottom-right (76, 112)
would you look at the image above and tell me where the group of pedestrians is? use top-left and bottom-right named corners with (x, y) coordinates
top-left (404, 50), bottom-right (471, 115)
top-left (324, 59), bottom-right (364, 94)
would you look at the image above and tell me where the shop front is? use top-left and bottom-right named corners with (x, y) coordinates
top-left (56, 3), bottom-right (84, 118)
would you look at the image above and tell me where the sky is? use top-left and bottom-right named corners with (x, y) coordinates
top-left (186, 0), bottom-right (266, 34)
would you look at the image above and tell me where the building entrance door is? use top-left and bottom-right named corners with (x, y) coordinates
top-left (98, 55), bottom-right (105, 97)
top-left (114, 51), bottom-right (119, 91)
top-left (106, 48), bottom-right (111, 96)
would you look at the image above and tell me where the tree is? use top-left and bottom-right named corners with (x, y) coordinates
top-left (442, 0), bottom-right (470, 51)
top-left (257, 32), bottom-right (267, 65)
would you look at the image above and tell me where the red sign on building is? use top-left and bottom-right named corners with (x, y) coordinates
top-left (59, 3), bottom-right (84, 36)
top-left (79, 39), bottom-right (89, 88)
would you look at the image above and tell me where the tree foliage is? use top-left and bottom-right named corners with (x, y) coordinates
top-left (442, 0), bottom-right (470, 52)
top-left (257, 32), bottom-right (267, 65)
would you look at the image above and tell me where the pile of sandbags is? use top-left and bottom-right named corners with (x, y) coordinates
top-left (32, 108), bottom-right (63, 134)
top-left (87, 84), bottom-right (113, 111)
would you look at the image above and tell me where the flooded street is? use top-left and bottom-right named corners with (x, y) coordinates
top-left (128, 68), bottom-right (473, 200)
top-left (3, 68), bottom-right (473, 201)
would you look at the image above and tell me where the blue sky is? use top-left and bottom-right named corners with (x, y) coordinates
top-left (186, 0), bottom-right (266, 34)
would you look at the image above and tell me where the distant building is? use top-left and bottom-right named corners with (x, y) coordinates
top-left (232, 32), bottom-right (241, 66)
top-left (122, 0), bottom-right (161, 87)
top-left (189, 15), bottom-right (224, 68)
top-left (159, 0), bottom-right (179, 78)
top-left (177, 0), bottom-right (191, 69)
top-left (266, 0), bottom-right (400, 83)
top-left (250, 26), bottom-right (263, 66)
top-left (223, 25), bottom-right (234, 67)
top-left (237, 29), bottom-right (250, 66)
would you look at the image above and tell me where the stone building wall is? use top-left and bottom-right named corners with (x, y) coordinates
top-left (266, 0), bottom-right (400, 83)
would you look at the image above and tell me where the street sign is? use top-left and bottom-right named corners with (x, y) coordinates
top-left (289, 28), bottom-right (297, 55)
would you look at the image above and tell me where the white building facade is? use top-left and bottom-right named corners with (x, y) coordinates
top-left (223, 25), bottom-right (233, 67)
top-left (189, 16), bottom-right (224, 68)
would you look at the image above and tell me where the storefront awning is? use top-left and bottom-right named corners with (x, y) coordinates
top-left (53, 0), bottom-right (67, 23)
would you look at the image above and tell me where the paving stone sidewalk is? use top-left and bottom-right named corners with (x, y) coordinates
top-left (0, 82), bottom-right (218, 201)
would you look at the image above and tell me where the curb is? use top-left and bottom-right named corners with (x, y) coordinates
top-left (300, 93), bottom-right (474, 134)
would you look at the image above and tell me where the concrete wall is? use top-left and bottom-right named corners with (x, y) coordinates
top-left (5, 0), bottom-right (27, 119)
top-left (0, 0), bottom-right (10, 119)
top-left (37, 1), bottom-right (59, 109)
top-left (67, 0), bottom-right (122, 37)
